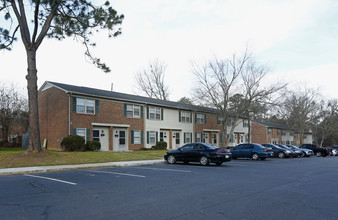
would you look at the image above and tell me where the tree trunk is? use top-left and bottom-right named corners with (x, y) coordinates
top-left (26, 49), bottom-right (42, 152)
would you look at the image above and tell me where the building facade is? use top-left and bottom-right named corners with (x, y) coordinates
top-left (38, 81), bottom-right (249, 151)
top-left (251, 121), bottom-right (313, 146)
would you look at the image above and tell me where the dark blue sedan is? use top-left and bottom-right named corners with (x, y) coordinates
top-left (231, 143), bottom-right (274, 160)
top-left (164, 143), bottom-right (232, 166)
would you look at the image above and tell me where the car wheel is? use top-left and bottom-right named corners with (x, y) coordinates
top-left (260, 157), bottom-right (266, 160)
top-left (199, 156), bottom-right (210, 166)
top-left (252, 153), bottom-right (259, 160)
top-left (278, 152), bottom-right (285, 159)
top-left (167, 155), bottom-right (176, 164)
top-left (215, 161), bottom-right (223, 166)
top-left (301, 152), bottom-right (306, 157)
top-left (316, 152), bottom-right (322, 157)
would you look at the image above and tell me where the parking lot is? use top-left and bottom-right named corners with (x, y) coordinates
top-left (1, 156), bottom-right (338, 220)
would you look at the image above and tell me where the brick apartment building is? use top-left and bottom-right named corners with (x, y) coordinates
top-left (38, 81), bottom-right (249, 151)
top-left (251, 121), bottom-right (313, 146)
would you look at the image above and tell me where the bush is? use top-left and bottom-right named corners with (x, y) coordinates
top-left (86, 140), bottom-right (101, 151)
top-left (151, 141), bottom-right (167, 150)
top-left (61, 135), bottom-right (86, 152)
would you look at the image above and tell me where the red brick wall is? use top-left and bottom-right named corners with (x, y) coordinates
top-left (38, 87), bottom-right (69, 150)
top-left (251, 122), bottom-right (267, 144)
top-left (194, 113), bottom-right (220, 144)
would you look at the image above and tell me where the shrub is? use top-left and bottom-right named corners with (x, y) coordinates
top-left (86, 140), bottom-right (101, 151)
top-left (151, 141), bottom-right (167, 150)
top-left (61, 135), bottom-right (86, 152)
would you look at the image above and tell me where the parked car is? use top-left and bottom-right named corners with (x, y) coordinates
top-left (231, 143), bottom-right (273, 160)
top-left (262, 144), bottom-right (292, 158)
top-left (327, 146), bottom-right (338, 156)
top-left (300, 144), bottom-right (329, 157)
top-left (275, 144), bottom-right (297, 157)
top-left (164, 143), bottom-right (232, 166)
top-left (281, 144), bottom-right (303, 157)
top-left (287, 145), bottom-right (314, 157)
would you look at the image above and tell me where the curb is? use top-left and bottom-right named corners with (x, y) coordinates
top-left (0, 159), bottom-right (165, 176)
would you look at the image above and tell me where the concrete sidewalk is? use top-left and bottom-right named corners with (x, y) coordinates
top-left (0, 159), bottom-right (165, 176)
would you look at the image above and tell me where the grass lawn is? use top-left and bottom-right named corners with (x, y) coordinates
top-left (0, 148), bottom-right (167, 169)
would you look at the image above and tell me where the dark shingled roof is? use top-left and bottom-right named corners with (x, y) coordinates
top-left (253, 120), bottom-right (291, 130)
top-left (42, 81), bottom-right (220, 114)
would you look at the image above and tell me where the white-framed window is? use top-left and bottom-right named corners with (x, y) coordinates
top-left (133, 130), bottom-right (141, 144)
top-left (243, 120), bottom-right (249, 127)
top-left (180, 111), bottom-right (191, 123)
top-left (195, 133), bottom-right (201, 142)
top-left (281, 130), bottom-right (286, 136)
top-left (149, 106), bottom-right (162, 120)
top-left (277, 129), bottom-right (282, 135)
top-left (184, 132), bottom-right (192, 143)
top-left (126, 104), bottom-right (141, 118)
top-left (196, 113), bottom-right (205, 124)
top-left (76, 128), bottom-right (86, 139)
top-left (268, 128), bottom-right (273, 135)
top-left (149, 131), bottom-right (156, 144)
top-left (217, 116), bottom-right (223, 125)
top-left (227, 134), bottom-right (234, 143)
top-left (227, 119), bottom-right (234, 126)
top-left (76, 98), bottom-right (95, 114)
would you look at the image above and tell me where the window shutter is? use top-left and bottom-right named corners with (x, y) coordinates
top-left (141, 106), bottom-right (144, 119)
top-left (190, 112), bottom-right (192, 123)
top-left (179, 111), bottom-right (181, 122)
top-left (124, 104), bottom-right (127, 117)
top-left (147, 106), bottom-right (149, 119)
top-left (147, 131), bottom-right (149, 144)
top-left (131, 130), bottom-right (134, 144)
top-left (204, 114), bottom-right (207, 124)
top-left (72, 128), bottom-right (76, 135)
top-left (195, 133), bottom-right (197, 142)
top-left (195, 113), bottom-right (197, 123)
top-left (95, 100), bottom-right (99, 115)
top-left (184, 133), bottom-right (186, 143)
top-left (141, 131), bottom-right (144, 144)
top-left (156, 131), bottom-right (158, 143)
top-left (72, 97), bottom-right (77, 113)
top-left (86, 128), bottom-right (90, 141)
top-left (161, 108), bottom-right (163, 120)
top-left (190, 133), bottom-right (192, 143)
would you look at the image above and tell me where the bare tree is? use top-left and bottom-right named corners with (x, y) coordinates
top-left (280, 86), bottom-right (320, 145)
top-left (193, 50), bottom-right (285, 147)
top-left (0, 82), bottom-right (27, 147)
top-left (311, 99), bottom-right (338, 147)
top-left (135, 59), bottom-right (169, 100)
top-left (178, 97), bottom-right (193, 105)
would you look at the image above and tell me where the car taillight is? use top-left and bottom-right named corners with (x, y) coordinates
top-left (264, 149), bottom-right (269, 152)
top-left (218, 149), bottom-right (230, 153)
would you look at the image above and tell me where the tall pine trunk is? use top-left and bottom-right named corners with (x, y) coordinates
top-left (26, 49), bottom-right (42, 152)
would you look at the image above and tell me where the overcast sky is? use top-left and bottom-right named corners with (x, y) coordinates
top-left (1, 0), bottom-right (338, 101)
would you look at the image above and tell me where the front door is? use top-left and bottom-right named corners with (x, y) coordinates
top-left (172, 132), bottom-right (181, 149)
top-left (160, 130), bottom-right (170, 149)
top-left (113, 128), bottom-right (128, 152)
top-left (212, 133), bottom-right (218, 146)
top-left (93, 127), bottom-right (109, 151)
top-left (203, 133), bottom-right (209, 143)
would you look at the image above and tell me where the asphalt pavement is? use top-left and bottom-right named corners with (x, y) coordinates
top-left (0, 159), bottom-right (165, 176)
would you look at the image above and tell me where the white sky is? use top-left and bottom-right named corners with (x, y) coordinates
top-left (1, 0), bottom-right (338, 101)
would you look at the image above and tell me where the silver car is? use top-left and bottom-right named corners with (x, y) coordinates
top-left (288, 145), bottom-right (314, 157)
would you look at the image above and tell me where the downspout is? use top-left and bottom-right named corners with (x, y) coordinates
top-left (68, 93), bottom-right (72, 135)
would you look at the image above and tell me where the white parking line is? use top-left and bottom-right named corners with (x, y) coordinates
top-left (133, 167), bottom-right (192, 173)
top-left (87, 170), bottom-right (146, 178)
top-left (24, 174), bottom-right (77, 185)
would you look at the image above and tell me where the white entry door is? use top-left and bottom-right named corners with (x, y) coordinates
top-left (160, 130), bottom-right (169, 149)
top-left (172, 132), bottom-right (181, 149)
top-left (93, 127), bottom-right (109, 151)
top-left (113, 128), bottom-right (128, 152)
top-left (203, 133), bottom-right (209, 143)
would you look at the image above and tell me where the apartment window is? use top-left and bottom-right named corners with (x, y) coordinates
top-left (126, 104), bottom-right (141, 118)
top-left (281, 130), bottom-right (286, 136)
top-left (277, 129), bottom-right (282, 135)
top-left (243, 120), bottom-right (249, 127)
top-left (76, 128), bottom-right (86, 140)
top-left (217, 116), bottom-right (223, 125)
top-left (175, 132), bottom-right (180, 145)
top-left (133, 130), bottom-right (141, 144)
top-left (195, 133), bottom-right (201, 142)
top-left (149, 106), bottom-right (162, 120)
top-left (268, 128), bottom-right (273, 135)
top-left (184, 132), bottom-right (192, 143)
top-left (180, 111), bottom-right (191, 123)
top-left (149, 131), bottom-right (156, 144)
top-left (227, 134), bottom-right (234, 143)
top-left (76, 98), bottom-right (95, 114)
top-left (196, 113), bottom-right (206, 124)
top-left (227, 119), bottom-right (234, 126)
